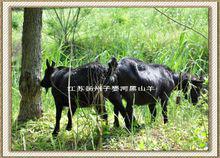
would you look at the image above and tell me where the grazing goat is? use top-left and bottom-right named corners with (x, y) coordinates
top-left (41, 58), bottom-right (129, 136)
top-left (113, 57), bottom-right (204, 129)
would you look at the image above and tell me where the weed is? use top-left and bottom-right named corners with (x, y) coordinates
top-left (11, 8), bottom-right (208, 151)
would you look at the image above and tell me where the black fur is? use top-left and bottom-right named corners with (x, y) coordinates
top-left (113, 57), bottom-right (204, 128)
top-left (41, 58), bottom-right (129, 136)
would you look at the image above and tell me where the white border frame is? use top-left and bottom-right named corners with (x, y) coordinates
top-left (2, 2), bottom-right (218, 157)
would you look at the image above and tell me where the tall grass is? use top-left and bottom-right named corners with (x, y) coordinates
top-left (12, 8), bottom-right (208, 150)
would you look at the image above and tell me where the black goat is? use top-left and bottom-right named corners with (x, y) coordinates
top-left (113, 57), bottom-right (204, 129)
top-left (41, 58), bottom-right (129, 136)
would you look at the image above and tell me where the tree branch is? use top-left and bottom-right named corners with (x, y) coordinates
top-left (154, 8), bottom-right (208, 40)
top-left (53, 9), bottom-right (66, 36)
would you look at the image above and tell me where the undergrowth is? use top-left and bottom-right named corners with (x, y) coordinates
top-left (11, 8), bottom-right (208, 151)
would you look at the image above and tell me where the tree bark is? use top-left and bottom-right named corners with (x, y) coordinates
top-left (18, 8), bottom-right (43, 122)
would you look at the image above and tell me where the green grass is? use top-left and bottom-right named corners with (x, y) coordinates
top-left (11, 8), bottom-right (208, 151)
top-left (12, 92), bottom-right (208, 150)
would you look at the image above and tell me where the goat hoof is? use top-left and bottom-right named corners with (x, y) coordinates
top-left (52, 132), bottom-right (58, 137)
top-left (66, 126), bottom-right (72, 131)
top-left (164, 119), bottom-right (168, 124)
top-left (52, 130), bottom-right (59, 137)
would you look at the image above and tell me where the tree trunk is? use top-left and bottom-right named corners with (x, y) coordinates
top-left (18, 8), bottom-right (43, 122)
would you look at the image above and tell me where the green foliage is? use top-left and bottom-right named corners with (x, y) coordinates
top-left (12, 8), bottom-right (208, 151)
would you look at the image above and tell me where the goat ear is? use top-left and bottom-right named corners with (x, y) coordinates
top-left (192, 77), bottom-right (204, 85)
top-left (108, 57), bottom-right (118, 69)
top-left (51, 61), bottom-right (56, 67)
top-left (193, 79), bottom-right (204, 84)
top-left (46, 59), bottom-right (50, 68)
top-left (199, 76), bottom-right (205, 82)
